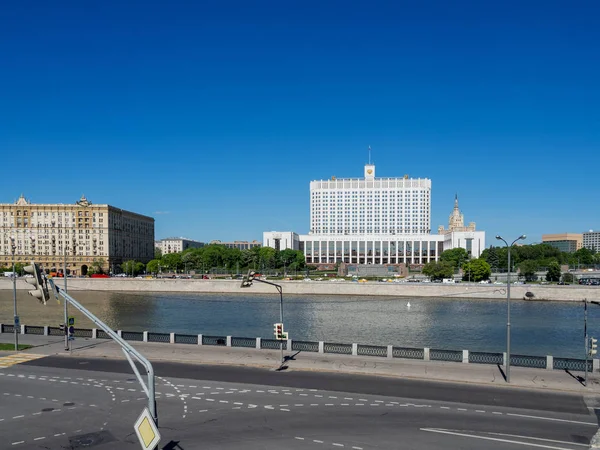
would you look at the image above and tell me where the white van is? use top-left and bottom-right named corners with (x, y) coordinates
top-left (442, 278), bottom-right (455, 284)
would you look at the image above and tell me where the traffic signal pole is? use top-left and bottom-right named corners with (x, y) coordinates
top-left (47, 278), bottom-right (158, 425)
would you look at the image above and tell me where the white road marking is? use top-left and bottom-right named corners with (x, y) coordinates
top-left (33, 437), bottom-right (45, 441)
top-left (421, 428), bottom-right (585, 449)
top-left (485, 431), bottom-right (589, 447)
top-left (11, 441), bottom-right (24, 445)
top-left (505, 413), bottom-right (597, 426)
top-left (313, 440), bottom-right (323, 443)
top-left (333, 444), bottom-right (344, 447)
top-left (295, 437), bottom-right (304, 440)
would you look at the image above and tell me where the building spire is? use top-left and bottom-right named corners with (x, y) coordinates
top-left (454, 193), bottom-right (459, 209)
top-left (368, 145), bottom-right (371, 164)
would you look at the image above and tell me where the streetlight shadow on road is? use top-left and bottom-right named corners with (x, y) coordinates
top-left (276, 351), bottom-right (301, 371)
top-left (162, 440), bottom-right (185, 450)
top-left (497, 364), bottom-right (507, 382)
top-left (565, 369), bottom-right (586, 386)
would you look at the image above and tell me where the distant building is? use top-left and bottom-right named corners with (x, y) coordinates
top-left (542, 233), bottom-right (582, 253)
top-left (263, 232), bottom-right (299, 251)
top-left (159, 237), bottom-right (205, 254)
top-left (438, 195), bottom-right (485, 258)
top-left (0, 194), bottom-right (154, 276)
top-left (262, 162), bottom-right (485, 268)
top-left (583, 231), bottom-right (600, 252)
top-left (209, 240), bottom-right (261, 250)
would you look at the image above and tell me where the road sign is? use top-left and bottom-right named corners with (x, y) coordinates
top-left (134, 407), bottom-right (160, 450)
top-left (14, 315), bottom-right (20, 327)
top-left (68, 316), bottom-right (75, 326)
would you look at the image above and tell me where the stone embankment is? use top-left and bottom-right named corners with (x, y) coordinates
top-left (1, 277), bottom-right (598, 301)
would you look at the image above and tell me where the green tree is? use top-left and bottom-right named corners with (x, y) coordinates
top-left (422, 261), bottom-right (454, 281)
top-left (486, 247), bottom-right (500, 270)
top-left (121, 260), bottom-right (137, 276)
top-left (258, 247), bottom-right (277, 270)
top-left (155, 247), bottom-right (163, 259)
top-left (162, 252), bottom-right (183, 273)
top-left (519, 260), bottom-right (538, 282)
top-left (440, 248), bottom-right (469, 271)
top-left (546, 261), bottom-right (561, 282)
top-left (146, 259), bottom-right (160, 274)
top-left (462, 259), bottom-right (491, 282)
top-left (91, 258), bottom-right (105, 274)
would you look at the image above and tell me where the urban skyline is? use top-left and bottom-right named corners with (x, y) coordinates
top-left (1, 2), bottom-right (598, 244)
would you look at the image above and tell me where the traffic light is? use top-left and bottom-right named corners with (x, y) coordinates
top-left (68, 326), bottom-right (75, 340)
top-left (274, 323), bottom-right (283, 340)
top-left (59, 323), bottom-right (66, 335)
top-left (589, 337), bottom-right (598, 357)
top-left (24, 262), bottom-right (50, 305)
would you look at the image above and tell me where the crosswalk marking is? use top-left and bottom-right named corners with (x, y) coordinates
top-left (0, 353), bottom-right (46, 368)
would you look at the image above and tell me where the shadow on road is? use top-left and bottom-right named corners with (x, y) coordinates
top-left (276, 351), bottom-right (301, 371)
top-left (565, 369), bottom-right (586, 387)
top-left (497, 364), bottom-right (507, 382)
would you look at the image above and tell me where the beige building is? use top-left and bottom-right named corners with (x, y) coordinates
top-left (0, 195), bottom-right (155, 275)
top-left (542, 233), bottom-right (583, 253)
top-left (159, 237), bottom-right (205, 254)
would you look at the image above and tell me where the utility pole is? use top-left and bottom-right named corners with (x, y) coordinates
top-left (10, 236), bottom-right (18, 351)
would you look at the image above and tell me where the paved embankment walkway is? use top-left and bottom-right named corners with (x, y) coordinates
top-left (2, 334), bottom-right (599, 395)
top-left (2, 277), bottom-right (599, 301)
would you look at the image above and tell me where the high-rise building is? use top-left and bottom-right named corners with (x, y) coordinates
top-left (583, 231), bottom-right (600, 252)
top-left (264, 162), bottom-right (485, 268)
top-left (542, 233), bottom-right (583, 253)
top-left (0, 195), bottom-right (154, 275)
top-left (309, 164), bottom-right (431, 236)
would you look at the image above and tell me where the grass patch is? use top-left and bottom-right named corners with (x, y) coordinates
top-left (0, 343), bottom-right (33, 351)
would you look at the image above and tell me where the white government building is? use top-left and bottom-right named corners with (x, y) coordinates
top-left (264, 163), bottom-right (485, 268)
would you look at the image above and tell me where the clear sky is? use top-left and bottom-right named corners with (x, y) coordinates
top-left (1, 1), bottom-right (598, 245)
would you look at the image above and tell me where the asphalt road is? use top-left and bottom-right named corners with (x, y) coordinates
top-left (0, 356), bottom-right (597, 450)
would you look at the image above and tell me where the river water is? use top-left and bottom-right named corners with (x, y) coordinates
top-left (1, 290), bottom-right (598, 358)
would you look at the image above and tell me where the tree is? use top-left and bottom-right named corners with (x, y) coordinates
top-left (422, 261), bottom-right (454, 281)
top-left (162, 252), bottom-right (183, 273)
top-left (462, 259), bottom-right (491, 282)
top-left (91, 258), bottom-right (105, 274)
top-left (485, 246), bottom-right (500, 270)
top-left (519, 260), bottom-right (538, 282)
top-left (155, 247), bottom-right (163, 259)
top-left (258, 247), bottom-right (277, 270)
top-left (146, 259), bottom-right (160, 274)
top-left (440, 248), bottom-right (469, 271)
top-left (546, 261), bottom-right (561, 282)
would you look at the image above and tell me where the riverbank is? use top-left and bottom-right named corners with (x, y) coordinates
top-left (1, 277), bottom-right (599, 301)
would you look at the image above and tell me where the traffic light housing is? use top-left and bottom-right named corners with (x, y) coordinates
top-left (589, 337), bottom-right (598, 357)
top-left (68, 325), bottom-right (75, 340)
top-left (24, 262), bottom-right (50, 305)
top-left (274, 323), bottom-right (283, 340)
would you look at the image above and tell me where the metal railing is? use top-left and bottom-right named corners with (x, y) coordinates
top-left (1, 322), bottom-right (597, 373)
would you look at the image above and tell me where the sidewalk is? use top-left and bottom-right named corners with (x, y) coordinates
top-left (2, 334), bottom-right (600, 394)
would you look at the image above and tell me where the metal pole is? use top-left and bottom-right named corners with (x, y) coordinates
top-left (48, 280), bottom-right (157, 424)
top-left (278, 285), bottom-right (284, 364)
top-left (64, 289), bottom-right (69, 351)
top-left (12, 241), bottom-right (18, 351)
top-left (507, 246), bottom-right (511, 383)
top-left (585, 299), bottom-right (588, 386)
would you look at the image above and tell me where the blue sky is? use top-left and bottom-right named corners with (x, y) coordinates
top-left (1, 1), bottom-right (598, 245)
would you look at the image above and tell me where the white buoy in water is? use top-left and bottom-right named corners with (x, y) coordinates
top-left (407, 301), bottom-right (411, 308)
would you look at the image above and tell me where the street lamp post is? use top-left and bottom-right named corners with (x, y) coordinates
top-left (241, 271), bottom-right (285, 364)
top-left (496, 234), bottom-right (526, 383)
top-left (10, 236), bottom-right (18, 351)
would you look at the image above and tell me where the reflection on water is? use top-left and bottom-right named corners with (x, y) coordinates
top-left (1, 290), bottom-right (597, 358)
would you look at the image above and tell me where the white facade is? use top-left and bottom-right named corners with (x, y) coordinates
top-left (583, 231), bottom-right (600, 251)
top-left (263, 162), bottom-right (485, 265)
top-left (263, 232), bottom-right (299, 251)
top-left (310, 164), bottom-right (431, 235)
top-left (159, 237), bottom-right (204, 254)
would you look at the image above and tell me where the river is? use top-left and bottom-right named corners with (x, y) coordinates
top-left (1, 290), bottom-right (598, 359)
